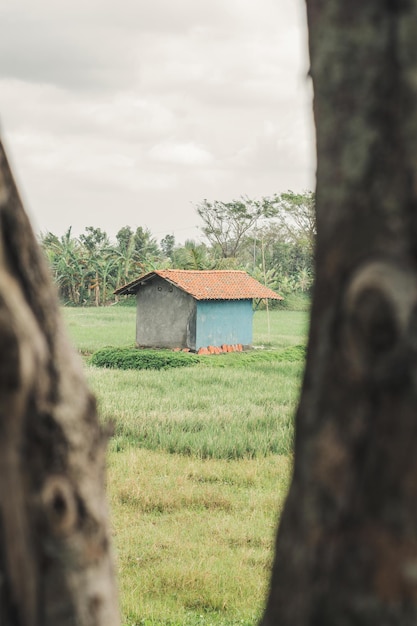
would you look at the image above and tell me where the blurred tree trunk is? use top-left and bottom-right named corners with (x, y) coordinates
top-left (262, 2), bottom-right (417, 625)
top-left (0, 140), bottom-right (119, 625)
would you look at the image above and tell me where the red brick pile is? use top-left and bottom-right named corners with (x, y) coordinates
top-left (197, 344), bottom-right (243, 355)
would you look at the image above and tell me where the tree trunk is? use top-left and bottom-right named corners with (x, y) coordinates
top-left (95, 271), bottom-right (100, 307)
top-left (0, 140), bottom-right (119, 625)
top-left (262, 2), bottom-right (417, 625)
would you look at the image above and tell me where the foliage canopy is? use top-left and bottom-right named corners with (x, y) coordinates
top-left (40, 190), bottom-right (315, 305)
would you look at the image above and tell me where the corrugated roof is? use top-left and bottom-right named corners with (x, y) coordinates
top-left (114, 269), bottom-right (283, 300)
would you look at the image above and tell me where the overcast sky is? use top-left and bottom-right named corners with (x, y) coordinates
top-left (0, 0), bottom-right (316, 244)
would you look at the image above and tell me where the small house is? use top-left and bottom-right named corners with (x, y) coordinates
top-left (114, 269), bottom-right (283, 352)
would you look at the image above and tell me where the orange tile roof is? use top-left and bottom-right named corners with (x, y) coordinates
top-left (114, 269), bottom-right (283, 300)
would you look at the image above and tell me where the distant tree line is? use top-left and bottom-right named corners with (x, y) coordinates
top-left (39, 190), bottom-right (315, 306)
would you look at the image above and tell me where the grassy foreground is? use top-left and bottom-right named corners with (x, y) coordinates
top-left (109, 450), bottom-right (292, 626)
top-left (62, 307), bottom-right (309, 626)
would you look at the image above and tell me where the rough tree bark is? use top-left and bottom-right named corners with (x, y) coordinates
top-left (0, 140), bottom-right (119, 624)
top-left (262, 2), bottom-right (417, 625)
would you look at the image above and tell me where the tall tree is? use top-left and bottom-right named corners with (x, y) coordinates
top-left (133, 226), bottom-right (160, 264)
top-left (113, 226), bottom-right (142, 289)
top-left (79, 226), bottom-right (109, 253)
top-left (262, 2), bottom-right (417, 625)
top-left (0, 141), bottom-right (119, 624)
top-left (115, 225), bottom-right (134, 255)
top-left (172, 239), bottom-right (212, 270)
top-left (79, 227), bottom-right (111, 306)
top-left (196, 196), bottom-right (277, 259)
top-left (41, 227), bottom-right (86, 304)
top-left (270, 191), bottom-right (316, 254)
top-left (160, 234), bottom-right (176, 261)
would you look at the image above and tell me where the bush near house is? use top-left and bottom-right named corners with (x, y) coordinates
top-left (90, 347), bottom-right (201, 370)
top-left (90, 343), bottom-right (306, 372)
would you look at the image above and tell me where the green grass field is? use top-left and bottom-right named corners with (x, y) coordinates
top-left (62, 306), bottom-right (308, 354)
top-left (62, 306), bottom-right (309, 626)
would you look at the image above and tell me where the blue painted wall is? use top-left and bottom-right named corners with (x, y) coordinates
top-left (196, 299), bottom-right (253, 348)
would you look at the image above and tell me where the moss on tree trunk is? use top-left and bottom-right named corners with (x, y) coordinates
top-left (262, 2), bottom-right (417, 624)
top-left (0, 141), bottom-right (119, 625)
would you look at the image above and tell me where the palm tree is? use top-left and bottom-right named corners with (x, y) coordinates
top-left (173, 240), bottom-right (212, 270)
top-left (41, 228), bottom-right (86, 304)
top-left (113, 227), bottom-right (144, 290)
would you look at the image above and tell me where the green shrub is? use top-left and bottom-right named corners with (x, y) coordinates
top-left (112, 296), bottom-right (137, 307)
top-left (274, 292), bottom-right (311, 312)
top-left (90, 344), bottom-right (305, 373)
top-left (275, 344), bottom-right (306, 362)
top-left (203, 344), bottom-right (307, 368)
top-left (90, 347), bottom-right (200, 371)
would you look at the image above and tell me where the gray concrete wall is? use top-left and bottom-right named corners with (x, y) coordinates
top-left (136, 276), bottom-right (196, 349)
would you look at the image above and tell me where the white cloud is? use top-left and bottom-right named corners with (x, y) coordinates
top-left (149, 141), bottom-right (213, 166)
top-left (0, 0), bottom-right (315, 242)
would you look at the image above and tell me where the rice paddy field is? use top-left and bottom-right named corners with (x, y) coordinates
top-left (62, 305), bottom-right (310, 626)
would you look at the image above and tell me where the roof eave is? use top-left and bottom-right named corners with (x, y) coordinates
top-left (113, 271), bottom-right (157, 296)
